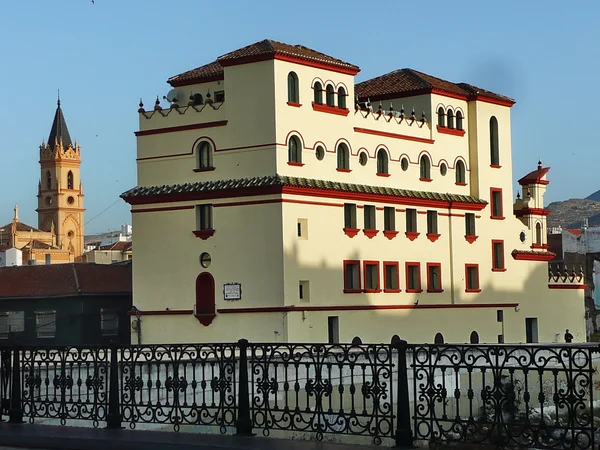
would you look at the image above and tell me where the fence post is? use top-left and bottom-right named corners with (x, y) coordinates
top-left (106, 345), bottom-right (122, 429)
top-left (8, 348), bottom-right (23, 424)
top-left (236, 338), bottom-right (253, 435)
top-left (393, 338), bottom-right (413, 447)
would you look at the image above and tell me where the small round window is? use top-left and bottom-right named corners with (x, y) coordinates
top-left (359, 152), bottom-right (368, 166)
top-left (67, 196), bottom-right (75, 205)
top-left (67, 231), bottom-right (74, 238)
top-left (200, 252), bottom-right (212, 268)
top-left (519, 231), bottom-right (526, 243)
top-left (401, 157), bottom-right (409, 171)
top-left (315, 146), bottom-right (325, 161)
top-left (440, 163), bottom-right (448, 176)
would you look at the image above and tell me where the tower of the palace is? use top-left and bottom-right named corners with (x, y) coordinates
top-left (36, 98), bottom-right (85, 259)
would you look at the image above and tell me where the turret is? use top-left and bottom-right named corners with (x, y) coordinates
top-left (514, 160), bottom-right (551, 249)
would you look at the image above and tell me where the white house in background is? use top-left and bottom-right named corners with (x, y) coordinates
top-left (0, 246), bottom-right (23, 267)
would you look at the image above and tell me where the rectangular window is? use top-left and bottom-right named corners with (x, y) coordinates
top-left (427, 263), bottom-right (442, 292)
top-left (101, 309), bottom-right (119, 336)
top-left (344, 204), bottom-right (357, 229)
top-left (363, 261), bottom-right (380, 292)
top-left (35, 311), bottom-right (56, 339)
top-left (196, 205), bottom-right (213, 230)
top-left (490, 188), bottom-right (503, 219)
top-left (383, 262), bottom-right (400, 292)
top-left (465, 264), bottom-right (480, 292)
top-left (0, 311), bottom-right (25, 339)
top-left (343, 260), bottom-right (361, 292)
top-left (406, 262), bottom-right (422, 293)
top-left (427, 211), bottom-right (438, 235)
top-left (214, 90), bottom-right (225, 102)
top-left (525, 318), bottom-right (539, 343)
top-left (45, 253), bottom-right (51, 265)
top-left (0, 313), bottom-right (7, 339)
top-left (384, 207), bottom-right (395, 231)
top-left (364, 205), bottom-right (376, 230)
top-left (328, 316), bottom-right (339, 344)
top-left (297, 218), bottom-right (308, 239)
top-left (406, 209), bottom-right (417, 233)
top-left (299, 280), bottom-right (310, 302)
top-left (497, 310), bottom-right (504, 322)
top-left (492, 240), bottom-right (505, 271)
top-left (465, 213), bottom-right (476, 236)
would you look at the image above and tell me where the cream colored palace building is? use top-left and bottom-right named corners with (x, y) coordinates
top-left (122, 39), bottom-right (585, 344)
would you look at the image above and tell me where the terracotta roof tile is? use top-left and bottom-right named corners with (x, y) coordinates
top-left (355, 68), bottom-right (514, 105)
top-left (0, 221), bottom-right (43, 234)
top-left (100, 241), bottom-right (132, 251)
top-left (0, 263), bottom-right (132, 299)
top-left (25, 240), bottom-right (57, 250)
top-left (121, 175), bottom-right (487, 207)
top-left (518, 166), bottom-right (550, 186)
top-left (168, 61), bottom-right (224, 87)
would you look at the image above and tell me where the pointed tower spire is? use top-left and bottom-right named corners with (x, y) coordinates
top-left (48, 94), bottom-right (72, 149)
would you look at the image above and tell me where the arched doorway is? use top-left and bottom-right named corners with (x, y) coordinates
top-left (195, 272), bottom-right (216, 326)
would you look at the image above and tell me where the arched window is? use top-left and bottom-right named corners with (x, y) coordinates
top-left (67, 171), bottom-right (74, 190)
top-left (192, 93), bottom-right (204, 106)
top-left (490, 116), bottom-right (499, 166)
top-left (337, 143), bottom-right (350, 170)
top-left (420, 155), bottom-right (431, 180)
top-left (535, 222), bottom-right (543, 246)
top-left (434, 333), bottom-right (445, 344)
top-left (337, 87), bottom-right (347, 109)
top-left (447, 109), bottom-right (454, 129)
top-left (456, 160), bottom-right (466, 184)
top-left (46, 171), bottom-right (51, 190)
top-left (313, 82), bottom-right (323, 104)
top-left (437, 107), bottom-right (445, 127)
top-left (195, 272), bottom-right (216, 326)
top-left (456, 111), bottom-right (463, 131)
top-left (197, 141), bottom-right (213, 169)
top-left (376, 149), bottom-right (388, 175)
top-left (288, 136), bottom-right (302, 164)
top-left (470, 331), bottom-right (480, 344)
top-left (287, 72), bottom-right (299, 103)
top-left (326, 85), bottom-right (335, 107)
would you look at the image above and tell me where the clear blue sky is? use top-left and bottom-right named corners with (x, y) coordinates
top-left (0, 1), bottom-right (597, 234)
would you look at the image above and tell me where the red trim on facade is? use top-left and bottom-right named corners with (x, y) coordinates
top-left (548, 285), bottom-right (586, 290)
top-left (383, 230), bottom-right (399, 240)
top-left (465, 235), bottom-right (478, 244)
top-left (465, 264), bottom-right (480, 292)
top-left (312, 102), bottom-right (350, 116)
top-left (217, 302), bottom-right (521, 314)
top-left (490, 164), bottom-right (502, 169)
top-left (405, 232), bottom-right (420, 241)
top-left (405, 262), bottom-right (422, 293)
top-left (128, 309), bottom-right (193, 316)
top-left (426, 263), bottom-right (443, 293)
top-left (353, 127), bottom-right (435, 145)
top-left (132, 205), bottom-right (194, 214)
top-left (383, 261), bottom-right (401, 293)
top-left (455, 182), bottom-right (467, 187)
top-left (343, 260), bottom-right (361, 293)
top-left (511, 250), bottom-right (556, 262)
top-left (214, 199), bottom-right (280, 208)
top-left (287, 102), bottom-right (302, 108)
top-left (427, 233), bottom-right (441, 242)
top-left (492, 240), bottom-right (505, 272)
top-left (436, 125), bottom-right (466, 137)
top-left (362, 261), bottom-right (381, 293)
top-left (530, 243), bottom-right (549, 250)
top-left (287, 162), bottom-right (305, 167)
top-left (282, 198), bottom-right (343, 208)
top-left (336, 168), bottom-right (352, 173)
top-left (193, 167), bottom-right (216, 173)
top-left (135, 120), bottom-right (228, 137)
top-left (193, 229), bottom-right (215, 239)
top-left (515, 208), bottom-right (551, 218)
top-left (376, 173), bottom-right (391, 177)
top-left (419, 178), bottom-right (433, 182)
top-left (273, 54), bottom-right (360, 75)
top-left (343, 228), bottom-right (360, 238)
top-left (490, 188), bottom-right (504, 220)
top-left (473, 95), bottom-right (515, 107)
top-left (363, 229), bottom-right (379, 239)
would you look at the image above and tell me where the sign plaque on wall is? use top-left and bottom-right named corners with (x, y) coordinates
top-left (223, 282), bottom-right (242, 301)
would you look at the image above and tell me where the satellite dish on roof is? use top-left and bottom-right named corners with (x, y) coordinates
top-left (165, 89), bottom-right (179, 104)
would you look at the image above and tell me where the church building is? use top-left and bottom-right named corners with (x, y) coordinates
top-left (122, 39), bottom-right (585, 344)
top-left (0, 99), bottom-right (85, 264)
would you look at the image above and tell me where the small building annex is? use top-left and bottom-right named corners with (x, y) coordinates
top-left (122, 39), bottom-right (585, 345)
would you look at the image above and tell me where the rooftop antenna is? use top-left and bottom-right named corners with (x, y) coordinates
top-left (57, 89), bottom-right (61, 106)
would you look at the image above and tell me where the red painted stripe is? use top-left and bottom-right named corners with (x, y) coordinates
top-left (354, 127), bottom-right (434, 144)
top-left (135, 120), bottom-right (227, 137)
top-left (128, 309), bottom-right (194, 316)
top-left (132, 205), bottom-right (194, 213)
top-left (548, 285), bottom-right (585, 290)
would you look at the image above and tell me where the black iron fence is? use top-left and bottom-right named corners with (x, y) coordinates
top-left (1, 339), bottom-right (599, 448)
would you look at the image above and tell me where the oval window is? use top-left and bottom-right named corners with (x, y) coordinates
top-left (315, 146), bottom-right (325, 161)
top-left (401, 158), bottom-right (409, 171)
top-left (359, 152), bottom-right (368, 166)
top-left (440, 163), bottom-right (448, 176)
top-left (67, 196), bottom-right (75, 205)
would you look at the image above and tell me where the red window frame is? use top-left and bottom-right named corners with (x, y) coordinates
top-left (405, 262), bottom-right (422, 293)
top-left (465, 264), bottom-right (481, 293)
top-left (492, 240), bottom-right (506, 272)
top-left (490, 188), bottom-right (504, 220)
top-left (363, 260), bottom-right (381, 293)
top-left (426, 263), bottom-right (443, 293)
top-left (343, 260), bottom-right (361, 293)
top-left (383, 261), bottom-right (401, 293)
